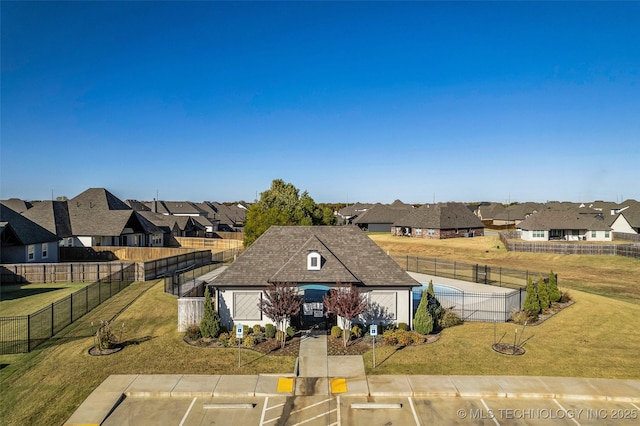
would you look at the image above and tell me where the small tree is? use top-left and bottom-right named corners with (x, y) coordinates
top-left (258, 282), bottom-right (302, 348)
top-left (427, 280), bottom-right (435, 297)
top-left (547, 270), bottom-right (561, 303)
top-left (523, 277), bottom-right (540, 316)
top-left (537, 277), bottom-right (550, 311)
top-left (200, 287), bottom-right (221, 338)
top-left (413, 289), bottom-right (434, 335)
top-left (323, 285), bottom-right (369, 348)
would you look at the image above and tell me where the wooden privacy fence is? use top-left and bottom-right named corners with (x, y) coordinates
top-left (500, 233), bottom-right (640, 258)
top-left (1, 262), bottom-right (137, 284)
top-left (175, 236), bottom-right (243, 250)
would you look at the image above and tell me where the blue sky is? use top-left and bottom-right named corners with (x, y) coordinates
top-left (2, 1), bottom-right (639, 204)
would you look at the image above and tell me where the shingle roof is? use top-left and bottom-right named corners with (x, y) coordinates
top-left (493, 202), bottom-right (543, 221)
top-left (394, 202), bottom-right (485, 229)
top-left (353, 203), bottom-right (413, 225)
top-left (0, 199), bottom-right (33, 213)
top-left (0, 205), bottom-right (60, 245)
top-left (22, 201), bottom-right (73, 237)
top-left (518, 210), bottom-right (612, 231)
top-left (211, 226), bottom-right (418, 288)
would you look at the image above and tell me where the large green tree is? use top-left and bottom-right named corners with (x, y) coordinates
top-left (243, 179), bottom-right (335, 246)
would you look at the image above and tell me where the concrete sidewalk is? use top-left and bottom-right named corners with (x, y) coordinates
top-left (65, 374), bottom-right (640, 425)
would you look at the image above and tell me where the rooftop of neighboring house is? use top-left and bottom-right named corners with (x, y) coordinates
top-left (0, 198), bottom-right (33, 213)
top-left (1, 204), bottom-right (61, 245)
top-left (352, 202), bottom-right (413, 225)
top-left (517, 209), bottom-right (612, 231)
top-left (394, 202), bottom-right (485, 229)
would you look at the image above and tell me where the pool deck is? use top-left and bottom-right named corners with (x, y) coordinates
top-left (408, 272), bottom-right (518, 294)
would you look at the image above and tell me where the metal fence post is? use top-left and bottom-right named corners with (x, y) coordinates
top-left (27, 314), bottom-right (31, 352)
top-left (51, 303), bottom-right (55, 337)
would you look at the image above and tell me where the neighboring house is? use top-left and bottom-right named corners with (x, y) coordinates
top-left (474, 202), bottom-right (506, 222)
top-left (517, 210), bottom-right (612, 241)
top-left (492, 202), bottom-right (542, 227)
top-left (393, 202), bottom-right (485, 239)
top-left (0, 199), bottom-right (33, 213)
top-left (24, 188), bottom-right (166, 247)
top-left (1, 205), bottom-right (60, 263)
top-left (199, 202), bottom-right (246, 232)
top-left (209, 226), bottom-right (419, 330)
top-left (337, 202), bottom-right (373, 225)
top-left (610, 207), bottom-right (640, 235)
top-left (352, 200), bottom-right (413, 232)
top-left (144, 200), bottom-right (208, 217)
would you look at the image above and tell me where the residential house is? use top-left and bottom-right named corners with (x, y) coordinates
top-left (474, 202), bottom-right (506, 222)
top-left (393, 202), bottom-right (485, 239)
top-left (24, 188), bottom-right (166, 247)
top-left (209, 226), bottom-right (419, 330)
top-left (0, 199), bottom-right (33, 213)
top-left (336, 202), bottom-right (373, 225)
top-left (198, 202), bottom-right (246, 232)
top-left (517, 210), bottom-right (612, 241)
top-left (492, 202), bottom-right (542, 227)
top-left (352, 200), bottom-right (413, 232)
top-left (610, 207), bottom-right (640, 235)
top-left (1, 204), bottom-right (60, 263)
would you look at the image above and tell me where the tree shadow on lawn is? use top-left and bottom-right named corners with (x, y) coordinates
top-left (0, 286), bottom-right (63, 301)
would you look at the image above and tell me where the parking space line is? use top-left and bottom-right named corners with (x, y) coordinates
top-left (553, 399), bottom-right (581, 426)
top-left (259, 396), bottom-right (269, 426)
top-left (266, 402), bottom-right (285, 411)
top-left (337, 395), bottom-right (341, 426)
top-left (632, 403), bottom-right (639, 410)
top-left (480, 399), bottom-right (500, 426)
top-left (289, 398), bottom-right (333, 416)
top-left (408, 397), bottom-right (420, 426)
top-left (178, 397), bottom-right (197, 426)
top-left (291, 408), bottom-right (337, 426)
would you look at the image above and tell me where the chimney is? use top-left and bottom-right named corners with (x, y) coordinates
top-left (153, 198), bottom-right (157, 213)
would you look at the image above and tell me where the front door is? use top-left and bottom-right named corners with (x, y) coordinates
top-left (295, 285), bottom-right (334, 330)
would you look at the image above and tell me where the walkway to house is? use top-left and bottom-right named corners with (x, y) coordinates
top-left (297, 329), bottom-right (366, 378)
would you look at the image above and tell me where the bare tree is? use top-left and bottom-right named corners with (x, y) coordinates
top-left (323, 284), bottom-right (369, 347)
top-left (258, 282), bottom-right (302, 348)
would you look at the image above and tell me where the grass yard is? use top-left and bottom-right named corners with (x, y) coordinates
top-left (0, 280), bottom-right (296, 426)
top-left (364, 289), bottom-right (640, 378)
top-left (369, 233), bottom-right (640, 304)
top-left (0, 282), bottom-right (94, 316)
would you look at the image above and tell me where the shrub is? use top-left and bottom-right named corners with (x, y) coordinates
top-left (253, 324), bottom-right (263, 334)
top-left (265, 324), bottom-right (276, 339)
top-left (199, 287), bottom-right (221, 338)
top-left (227, 335), bottom-right (239, 347)
top-left (185, 324), bottom-right (201, 340)
top-left (351, 324), bottom-right (363, 339)
top-left (218, 332), bottom-right (230, 342)
top-left (252, 332), bottom-right (266, 344)
top-left (95, 320), bottom-right (118, 350)
top-left (397, 330), bottom-right (414, 346)
top-left (286, 325), bottom-right (296, 338)
top-left (537, 278), bottom-right (550, 310)
top-left (397, 322), bottom-right (409, 331)
top-left (440, 309), bottom-right (463, 328)
top-left (411, 332), bottom-right (427, 345)
top-left (547, 271), bottom-right (561, 303)
top-left (510, 309), bottom-right (531, 325)
top-left (523, 277), bottom-right (541, 315)
top-left (243, 334), bottom-right (257, 348)
top-left (560, 291), bottom-right (572, 303)
top-left (382, 329), bottom-right (398, 345)
top-left (331, 326), bottom-right (343, 339)
top-left (413, 290), bottom-right (434, 335)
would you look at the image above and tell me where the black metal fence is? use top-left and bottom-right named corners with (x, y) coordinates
top-left (0, 277), bottom-right (134, 354)
top-left (164, 248), bottom-right (239, 296)
top-left (413, 289), bottom-right (525, 323)
top-left (392, 255), bottom-right (549, 289)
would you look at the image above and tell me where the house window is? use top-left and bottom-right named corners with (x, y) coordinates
top-left (307, 251), bottom-right (321, 271)
top-left (28, 245), bottom-right (35, 261)
top-left (42, 243), bottom-right (48, 259)
top-left (591, 231), bottom-right (597, 238)
top-left (605, 231), bottom-right (610, 238)
top-left (415, 228), bottom-right (422, 236)
top-left (532, 230), bottom-right (545, 238)
top-left (427, 229), bottom-right (435, 236)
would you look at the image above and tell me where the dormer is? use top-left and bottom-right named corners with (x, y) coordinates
top-left (307, 250), bottom-right (322, 271)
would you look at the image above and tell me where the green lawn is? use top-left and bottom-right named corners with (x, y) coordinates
top-left (364, 289), bottom-right (640, 379)
top-left (0, 282), bottom-right (94, 316)
top-left (0, 280), bottom-right (296, 426)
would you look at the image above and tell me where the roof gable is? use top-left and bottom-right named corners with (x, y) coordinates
top-left (0, 205), bottom-right (60, 245)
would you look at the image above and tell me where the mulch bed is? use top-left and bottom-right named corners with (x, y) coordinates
top-left (492, 342), bottom-right (525, 356)
top-left (526, 300), bottom-right (575, 326)
top-left (183, 334), bottom-right (302, 357)
top-left (327, 333), bottom-right (441, 355)
top-left (88, 345), bottom-right (123, 356)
